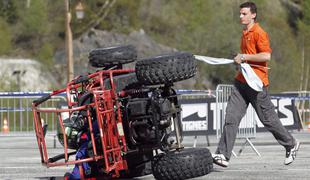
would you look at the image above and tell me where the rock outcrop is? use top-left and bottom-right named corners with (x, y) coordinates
top-left (0, 59), bottom-right (58, 91)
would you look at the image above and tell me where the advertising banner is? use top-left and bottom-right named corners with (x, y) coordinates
top-left (179, 95), bottom-right (301, 135)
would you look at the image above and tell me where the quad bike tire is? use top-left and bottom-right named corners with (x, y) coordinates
top-left (135, 52), bottom-right (197, 85)
top-left (121, 151), bottom-right (153, 178)
top-left (151, 148), bottom-right (213, 180)
top-left (88, 45), bottom-right (137, 68)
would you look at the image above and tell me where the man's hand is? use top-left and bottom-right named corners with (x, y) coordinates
top-left (234, 53), bottom-right (244, 64)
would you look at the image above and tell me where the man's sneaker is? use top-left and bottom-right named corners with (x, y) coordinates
top-left (284, 141), bottom-right (300, 165)
top-left (212, 154), bottom-right (229, 167)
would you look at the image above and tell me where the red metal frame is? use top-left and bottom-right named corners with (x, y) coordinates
top-left (32, 69), bottom-right (135, 178)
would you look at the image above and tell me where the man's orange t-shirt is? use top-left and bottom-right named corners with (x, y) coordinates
top-left (235, 23), bottom-right (272, 86)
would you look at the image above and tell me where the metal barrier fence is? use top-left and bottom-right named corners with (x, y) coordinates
top-left (269, 91), bottom-right (310, 131)
top-left (0, 92), bottom-right (66, 135)
top-left (215, 84), bottom-right (260, 156)
top-left (283, 91), bottom-right (310, 130)
top-left (1, 90), bottom-right (307, 143)
top-left (178, 90), bottom-right (216, 147)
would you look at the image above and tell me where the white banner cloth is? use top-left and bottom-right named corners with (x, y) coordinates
top-left (194, 55), bottom-right (263, 92)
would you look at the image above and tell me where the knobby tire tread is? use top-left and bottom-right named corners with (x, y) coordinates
top-left (135, 52), bottom-right (197, 85)
top-left (89, 45), bottom-right (137, 67)
top-left (151, 148), bottom-right (213, 180)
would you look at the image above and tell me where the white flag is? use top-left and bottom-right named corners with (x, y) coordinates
top-left (194, 55), bottom-right (234, 65)
top-left (195, 55), bottom-right (263, 92)
top-left (240, 63), bottom-right (263, 92)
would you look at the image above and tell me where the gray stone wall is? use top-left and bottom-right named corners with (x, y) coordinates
top-left (0, 59), bottom-right (58, 91)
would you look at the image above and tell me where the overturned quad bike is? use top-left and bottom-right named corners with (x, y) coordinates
top-left (32, 45), bottom-right (213, 179)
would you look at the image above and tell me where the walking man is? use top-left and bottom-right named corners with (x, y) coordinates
top-left (212, 1), bottom-right (300, 167)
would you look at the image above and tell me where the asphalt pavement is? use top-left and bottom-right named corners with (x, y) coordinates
top-left (0, 130), bottom-right (309, 180)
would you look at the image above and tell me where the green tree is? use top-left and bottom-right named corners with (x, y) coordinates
top-left (37, 43), bottom-right (54, 66)
top-left (0, 0), bottom-right (18, 24)
top-left (0, 18), bottom-right (12, 55)
top-left (17, 0), bottom-right (48, 36)
top-left (0, 0), bottom-right (307, 92)
top-left (297, 0), bottom-right (310, 91)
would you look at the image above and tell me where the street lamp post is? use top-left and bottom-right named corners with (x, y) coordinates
top-left (75, 1), bottom-right (85, 19)
top-left (64, 0), bottom-right (85, 83)
top-left (65, 0), bottom-right (74, 83)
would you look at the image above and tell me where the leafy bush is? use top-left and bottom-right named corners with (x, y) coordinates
top-left (0, 18), bottom-right (12, 55)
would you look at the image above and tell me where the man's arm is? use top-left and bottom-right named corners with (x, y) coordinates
top-left (234, 52), bottom-right (271, 64)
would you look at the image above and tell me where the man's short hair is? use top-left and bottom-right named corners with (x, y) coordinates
top-left (240, 1), bottom-right (257, 21)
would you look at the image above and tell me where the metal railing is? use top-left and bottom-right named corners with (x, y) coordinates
top-left (273, 91), bottom-right (310, 130)
top-left (215, 84), bottom-right (260, 156)
top-left (292, 91), bottom-right (310, 130)
top-left (177, 90), bottom-right (215, 147)
top-left (0, 92), bottom-right (66, 136)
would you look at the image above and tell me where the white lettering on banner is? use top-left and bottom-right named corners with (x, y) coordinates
top-left (210, 102), bottom-right (256, 130)
top-left (210, 102), bottom-right (222, 130)
top-left (179, 97), bottom-right (296, 132)
top-left (272, 99), bottom-right (278, 113)
top-left (279, 99), bottom-right (294, 126)
top-left (182, 121), bottom-right (207, 131)
top-left (181, 103), bottom-right (208, 131)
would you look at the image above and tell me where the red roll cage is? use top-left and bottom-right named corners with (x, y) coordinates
top-left (32, 68), bottom-right (135, 178)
